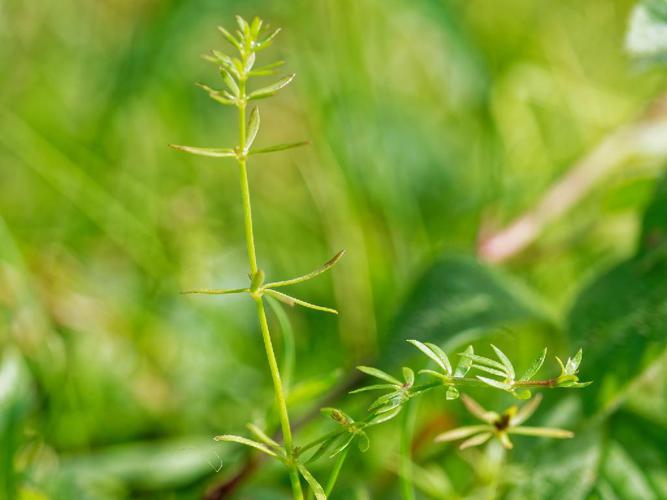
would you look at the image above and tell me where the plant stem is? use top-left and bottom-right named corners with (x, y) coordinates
top-left (399, 400), bottom-right (416, 500)
top-left (325, 447), bottom-right (349, 496)
top-left (237, 78), bottom-right (302, 500)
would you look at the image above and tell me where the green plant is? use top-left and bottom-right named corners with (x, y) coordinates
top-left (171, 16), bottom-right (591, 500)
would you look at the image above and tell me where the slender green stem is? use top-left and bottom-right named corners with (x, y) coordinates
top-left (237, 71), bottom-right (302, 500)
top-left (399, 400), bottom-right (416, 500)
top-left (325, 447), bottom-right (349, 496)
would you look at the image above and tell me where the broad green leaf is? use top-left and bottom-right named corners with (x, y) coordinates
top-left (248, 74), bottom-right (295, 100)
top-left (169, 145), bottom-right (236, 158)
top-left (245, 107), bottom-right (260, 153)
top-left (356, 366), bottom-right (401, 385)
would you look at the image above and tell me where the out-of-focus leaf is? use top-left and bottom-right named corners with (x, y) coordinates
top-left (568, 174), bottom-right (667, 411)
top-left (383, 255), bottom-right (553, 366)
top-left (0, 349), bottom-right (32, 499)
top-left (626, 0), bottom-right (667, 63)
top-left (602, 441), bottom-right (656, 500)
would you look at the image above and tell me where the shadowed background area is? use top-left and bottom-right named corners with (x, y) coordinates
top-left (1, 0), bottom-right (667, 498)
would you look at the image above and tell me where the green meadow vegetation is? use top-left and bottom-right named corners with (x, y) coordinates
top-left (1, 1), bottom-right (667, 499)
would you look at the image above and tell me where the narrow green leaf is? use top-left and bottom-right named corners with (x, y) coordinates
top-left (471, 363), bottom-right (507, 378)
top-left (218, 26), bottom-right (241, 51)
top-left (246, 423), bottom-right (281, 449)
top-left (349, 383), bottom-right (396, 394)
top-left (196, 82), bottom-right (236, 105)
top-left (519, 348), bottom-right (547, 381)
top-left (221, 70), bottom-right (239, 97)
top-left (329, 433), bottom-right (355, 458)
top-left (356, 431), bottom-right (370, 452)
top-left (454, 346), bottom-right (474, 377)
top-left (476, 375), bottom-right (512, 391)
top-left (566, 349), bottom-right (583, 374)
top-left (248, 74), bottom-right (295, 100)
top-left (407, 339), bottom-right (450, 375)
top-left (169, 145), bottom-right (236, 158)
top-left (368, 406), bottom-right (402, 426)
top-left (235, 15), bottom-right (250, 37)
top-left (250, 16), bottom-right (263, 37)
top-left (306, 433), bottom-right (343, 464)
top-left (181, 287), bottom-right (247, 295)
top-left (249, 60), bottom-right (286, 76)
top-left (297, 463), bottom-right (326, 500)
top-left (245, 107), bottom-right (260, 153)
top-left (214, 434), bottom-right (277, 457)
top-left (461, 352), bottom-right (507, 373)
top-left (265, 250), bottom-right (344, 288)
top-left (356, 366), bottom-right (401, 385)
top-left (263, 289), bottom-right (338, 315)
top-left (255, 28), bottom-right (281, 51)
top-left (402, 367), bottom-right (414, 386)
top-left (244, 52), bottom-right (256, 74)
top-left (418, 369), bottom-right (447, 382)
top-left (491, 344), bottom-right (515, 379)
top-left (249, 141), bottom-right (309, 155)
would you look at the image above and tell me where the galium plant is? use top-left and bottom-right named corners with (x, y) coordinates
top-left (171, 16), bottom-right (591, 499)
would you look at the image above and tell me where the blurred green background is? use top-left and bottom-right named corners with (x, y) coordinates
top-left (1, 0), bottom-right (667, 498)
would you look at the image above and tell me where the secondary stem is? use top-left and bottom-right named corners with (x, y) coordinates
top-left (237, 77), bottom-right (302, 499)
